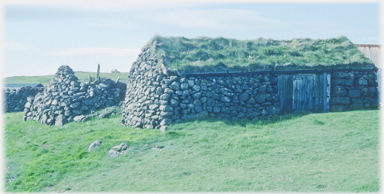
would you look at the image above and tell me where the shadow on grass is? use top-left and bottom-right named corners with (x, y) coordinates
top-left (172, 111), bottom-right (312, 129)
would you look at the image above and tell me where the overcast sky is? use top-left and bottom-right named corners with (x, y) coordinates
top-left (3, 1), bottom-right (380, 77)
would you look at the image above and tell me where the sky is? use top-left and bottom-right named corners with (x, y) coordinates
top-left (3, 1), bottom-right (381, 78)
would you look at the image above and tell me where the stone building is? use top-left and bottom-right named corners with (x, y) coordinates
top-left (120, 36), bottom-right (379, 131)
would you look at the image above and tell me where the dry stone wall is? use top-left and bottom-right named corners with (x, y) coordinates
top-left (330, 70), bottom-right (379, 111)
top-left (4, 86), bottom-right (44, 112)
top-left (121, 48), bottom-right (281, 131)
top-left (23, 65), bottom-right (126, 126)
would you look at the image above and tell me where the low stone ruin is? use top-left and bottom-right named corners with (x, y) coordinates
top-left (4, 86), bottom-right (44, 112)
top-left (23, 65), bottom-right (126, 126)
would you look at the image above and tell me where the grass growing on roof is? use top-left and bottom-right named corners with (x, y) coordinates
top-left (4, 110), bottom-right (379, 192)
top-left (146, 36), bottom-right (372, 71)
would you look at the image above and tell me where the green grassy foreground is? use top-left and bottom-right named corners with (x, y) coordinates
top-left (4, 71), bottom-right (129, 85)
top-left (4, 110), bottom-right (380, 192)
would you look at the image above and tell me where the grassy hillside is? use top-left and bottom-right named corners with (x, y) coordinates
top-left (4, 71), bottom-right (129, 85)
top-left (146, 36), bottom-right (373, 72)
top-left (4, 110), bottom-right (379, 192)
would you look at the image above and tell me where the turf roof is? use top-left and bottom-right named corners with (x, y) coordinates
top-left (143, 36), bottom-right (375, 74)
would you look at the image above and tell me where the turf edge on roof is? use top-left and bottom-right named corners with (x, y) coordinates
top-left (140, 36), bottom-right (375, 75)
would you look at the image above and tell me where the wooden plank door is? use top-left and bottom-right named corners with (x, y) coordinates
top-left (292, 74), bottom-right (316, 112)
top-left (278, 73), bottom-right (330, 114)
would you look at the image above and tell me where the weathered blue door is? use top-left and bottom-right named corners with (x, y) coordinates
top-left (278, 73), bottom-right (330, 114)
top-left (293, 74), bottom-right (315, 112)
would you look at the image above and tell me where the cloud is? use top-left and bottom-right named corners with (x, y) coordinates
top-left (5, 41), bottom-right (27, 50)
top-left (147, 9), bottom-right (284, 30)
top-left (49, 48), bottom-right (141, 57)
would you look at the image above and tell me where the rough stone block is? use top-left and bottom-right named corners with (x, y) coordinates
top-left (160, 125), bottom-right (168, 132)
top-left (188, 80), bottom-right (194, 87)
top-left (195, 106), bottom-right (203, 113)
top-left (170, 99), bottom-right (179, 107)
top-left (55, 114), bottom-right (65, 126)
top-left (160, 94), bottom-right (171, 100)
top-left (331, 97), bottom-right (350, 105)
top-left (332, 86), bottom-right (347, 96)
top-left (237, 112), bottom-right (245, 118)
top-left (25, 102), bottom-right (31, 108)
top-left (351, 98), bottom-right (363, 104)
top-left (195, 110), bottom-right (208, 118)
top-left (239, 92), bottom-right (250, 101)
top-left (180, 83), bottom-right (189, 90)
top-left (74, 115), bottom-right (86, 122)
top-left (230, 110), bottom-right (238, 116)
top-left (258, 85), bottom-right (267, 93)
top-left (200, 97), bottom-right (207, 103)
top-left (159, 105), bottom-right (174, 112)
top-left (220, 113), bottom-right (231, 118)
top-left (188, 104), bottom-right (194, 109)
top-left (27, 96), bottom-right (35, 102)
top-left (348, 90), bottom-right (361, 98)
top-left (88, 141), bottom-right (102, 152)
top-left (358, 77), bottom-right (368, 85)
top-left (164, 88), bottom-right (174, 94)
top-left (368, 87), bottom-right (378, 94)
top-left (160, 118), bottom-right (172, 125)
top-left (156, 87), bottom-right (164, 95)
top-left (220, 96), bottom-right (231, 103)
top-left (330, 105), bottom-right (347, 112)
top-left (255, 94), bottom-right (266, 103)
top-left (192, 92), bottom-right (202, 99)
top-left (349, 103), bottom-right (363, 110)
top-left (213, 107), bottom-right (221, 113)
top-left (72, 110), bottom-right (83, 115)
top-left (149, 104), bottom-right (159, 110)
top-left (192, 85), bottom-right (200, 92)
top-left (266, 106), bottom-right (280, 115)
top-left (160, 111), bottom-right (174, 117)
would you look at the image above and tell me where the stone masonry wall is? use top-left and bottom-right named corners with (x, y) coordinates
top-left (23, 65), bottom-right (126, 126)
top-left (121, 48), bottom-right (281, 131)
top-left (330, 70), bottom-right (379, 111)
top-left (4, 86), bottom-right (44, 112)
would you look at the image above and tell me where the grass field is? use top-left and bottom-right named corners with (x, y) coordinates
top-left (4, 71), bottom-right (129, 86)
top-left (4, 110), bottom-right (380, 192)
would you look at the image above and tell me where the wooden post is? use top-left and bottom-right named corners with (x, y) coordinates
top-left (96, 64), bottom-right (100, 83)
top-left (278, 74), bottom-right (294, 114)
